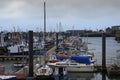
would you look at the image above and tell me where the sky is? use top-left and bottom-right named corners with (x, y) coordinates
top-left (0, 0), bottom-right (120, 32)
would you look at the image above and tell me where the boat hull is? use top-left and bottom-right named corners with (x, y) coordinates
top-left (67, 65), bottom-right (94, 72)
top-left (36, 75), bottom-right (54, 80)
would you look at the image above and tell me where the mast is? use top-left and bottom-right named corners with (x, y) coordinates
top-left (43, 1), bottom-right (46, 43)
top-left (43, 1), bottom-right (47, 63)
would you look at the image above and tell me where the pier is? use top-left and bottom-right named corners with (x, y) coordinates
top-left (0, 55), bottom-right (42, 61)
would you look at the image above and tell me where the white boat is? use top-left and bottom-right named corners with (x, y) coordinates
top-left (47, 54), bottom-right (68, 76)
top-left (48, 61), bottom-right (68, 77)
top-left (35, 64), bottom-right (54, 80)
top-left (48, 52), bottom-right (95, 73)
top-left (35, 64), bottom-right (53, 76)
top-left (34, 1), bottom-right (55, 79)
top-left (7, 43), bottom-right (28, 54)
top-left (48, 54), bottom-right (58, 63)
top-left (13, 62), bottom-right (25, 68)
top-left (0, 75), bottom-right (16, 80)
top-left (66, 55), bottom-right (95, 72)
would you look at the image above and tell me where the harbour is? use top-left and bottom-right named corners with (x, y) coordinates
top-left (1, 0), bottom-right (120, 80)
top-left (0, 36), bottom-right (120, 80)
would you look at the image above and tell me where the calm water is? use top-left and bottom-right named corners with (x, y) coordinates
top-left (1, 37), bottom-right (120, 80)
top-left (68, 37), bottom-right (120, 80)
top-left (83, 37), bottom-right (120, 64)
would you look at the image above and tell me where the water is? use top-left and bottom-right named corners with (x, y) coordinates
top-left (82, 37), bottom-right (120, 64)
top-left (67, 37), bottom-right (120, 80)
top-left (1, 37), bottom-right (120, 80)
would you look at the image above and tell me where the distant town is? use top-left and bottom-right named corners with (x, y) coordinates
top-left (1, 25), bottom-right (120, 44)
top-left (66, 25), bottom-right (120, 37)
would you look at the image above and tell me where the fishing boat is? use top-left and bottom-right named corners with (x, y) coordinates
top-left (7, 42), bottom-right (29, 55)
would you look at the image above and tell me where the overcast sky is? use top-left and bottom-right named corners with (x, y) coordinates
top-left (0, 0), bottom-right (120, 32)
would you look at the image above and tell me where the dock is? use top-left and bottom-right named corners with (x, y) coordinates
top-left (0, 55), bottom-right (40, 61)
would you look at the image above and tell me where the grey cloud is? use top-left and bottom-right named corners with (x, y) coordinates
top-left (1, 0), bottom-right (120, 19)
top-left (0, 0), bottom-right (120, 31)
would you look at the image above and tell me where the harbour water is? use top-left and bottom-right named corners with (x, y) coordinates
top-left (83, 37), bottom-right (120, 64)
top-left (0, 37), bottom-right (120, 80)
top-left (68, 37), bottom-right (120, 80)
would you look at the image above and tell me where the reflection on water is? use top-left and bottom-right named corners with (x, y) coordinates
top-left (68, 72), bottom-right (94, 80)
top-left (68, 72), bottom-right (120, 80)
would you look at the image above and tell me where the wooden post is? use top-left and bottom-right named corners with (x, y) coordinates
top-left (102, 33), bottom-right (106, 72)
top-left (102, 72), bottom-right (106, 80)
top-left (28, 31), bottom-right (33, 77)
top-left (56, 33), bottom-right (58, 53)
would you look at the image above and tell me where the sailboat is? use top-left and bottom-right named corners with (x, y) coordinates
top-left (34, 1), bottom-right (54, 80)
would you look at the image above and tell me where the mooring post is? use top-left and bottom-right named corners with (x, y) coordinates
top-left (102, 72), bottom-right (106, 80)
top-left (28, 31), bottom-right (33, 77)
top-left (56, 33), bottom-right (58, 53)
top-left (102, 32), bottom-right (106, 72)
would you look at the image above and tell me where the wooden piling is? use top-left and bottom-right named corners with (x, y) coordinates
top-left (102, 33), bottom-right (106, 72)
top-left (56, 33), bottom-right (58, 53)
top-left (28, 31), bottom-right (33, 77)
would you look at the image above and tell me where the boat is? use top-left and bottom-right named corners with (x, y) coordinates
top-left (0, 74), bottom-right (26, 80)
top-left (57, 53), bottom-right (69, 61)
top-left (13, 62), bottom-right (26, 68)
top-left (48, 54), bottom-right (58, 63)
top-left (35, 64), bottom-right (53, 76)
top-left (47, 54), bottom-right (68, 80)
top-left (107, 64), bottom-right (120, 77)
top-left (2, 31), bottom-right (47, 56)
top-left (7, 43), bottom-right (29, 55)
top-left (34, 1), bottom-right (54, 80)
top-left (66, 55), bottom-right (95, 72)
top-left (48, 61), bottom-right (68, 80)
top-left (0, 75), bottom-right (16, 80)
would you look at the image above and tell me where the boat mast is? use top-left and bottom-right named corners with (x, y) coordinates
top-left (43, 1), bottom-right (46, 43)
top-left (43, 1), bottom-right (47, 64)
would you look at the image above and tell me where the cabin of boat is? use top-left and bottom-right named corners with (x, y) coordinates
top-left (66, 55), bottom-right (95, 72)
